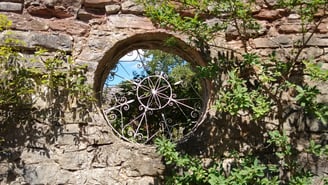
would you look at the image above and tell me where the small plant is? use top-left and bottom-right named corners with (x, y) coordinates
top-left (155, 137), bottom-right (283, 185)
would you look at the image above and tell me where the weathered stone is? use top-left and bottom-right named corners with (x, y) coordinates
top-left (5, 0), bottom-right (24, 2)
top-left (278, 23), bottom-right (303, 33)
top-left (105, 4), bottom-right (121, 14)
top-left (253, 34), bottom-right (328, 48)
top-left (252, 35), bottom-right (290, 48)
top-left (30, 32), bottom-right (73, 51)
top-left (299, 152), bottom-right (328, 175)
top-left (78, 45), bottom-right (108, 61)
top-left (0, 31), bottom-right (73, 52)
top-left (84, 0), bottom-right (119, 8)
top-left (108, 14), bottom-right (154, 29)
top-left (49, 19), bottom-right (90, 36)
top-left (307, 34), bottom-right (328, 47)
top-left (85, 168), bottom-right (121, 185)
top-left (26, 5), bottom-right (74, 18)
top-left (25, 0), bottom-right (81, 9)
top-left (264, 0), bottom-right (278, 7)
top-left (3, 13), bottom-right (49, 31)
top-left (225, 24), bottom-right (239, 41)
top-left (124, 154), bottom-right (164, 177)
top-left (299, 47), bottom-right (324, 60)
top-left (20, 149), bottom-right (53, 164)
top-left (288, 13), bottom-right (301, 20)
top-left (0, 2), bottom-right (22, 13)
top-left (55, 151), bottom-right (88, 170)
top-left (23, 163), bottom-right (74, 185)
top-left (77, 8), bottom-right (104, 22)
top-left (225, 20), bottom-right (268, 41)
top-left (121, 0), bottom-right (144, 15)
top-left (254, 9), bottom-right (282, 21)
top-left (317, 18), bottom-right (328, 33)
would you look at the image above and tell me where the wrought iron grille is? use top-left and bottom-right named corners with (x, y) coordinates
top-left (102, 50), bottom-right (203, 144)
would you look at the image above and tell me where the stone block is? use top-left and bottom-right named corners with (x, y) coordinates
top-left (49, 19), bottom-right (90, 36)
top-left (86, 168), bottom-right (121, 185)
top-left (0, 2), bottom-right (22, 13)
top-left (84, 0), bottom-right (119, 8)
top-left (20, 149), bottom-right (53, 164)
top-left (0, 31), bottom-right (73, 52)
top-left (5, 0), bottom-right (24, 2)
top-left (29, 32), bottom-right (73, 51)
top-left (253, 9), bottom-right (282, 21)
top-left (105, 4), bottom-right (121, 14)
top-left (107, 14), bottom-right (154, 30)
top-left (252, 37), bottom-right (284, 48)
top-left (4, 13), bottom-right (49, 31)
top-left (252, 34), bottom-right (328, 48)
top-left (77, 8), bottom-right (104, 22)
top-left (318, 18), bottom-right (328, 33)
top-left (307, 34), bottom-right (328, 47)
top-left (27, 5), bottom-right (74, 18)
top-left (23, 163), bottom-right (61, 184)
top-left (55, 151), bottom-right (89, 170)
top-left (121, 0), bottom-right (144, 15)
top-left (278, 23), bottom-right (303, 34)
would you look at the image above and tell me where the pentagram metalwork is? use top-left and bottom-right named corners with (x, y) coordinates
top-left (102, 50), bottom-right (203, 144)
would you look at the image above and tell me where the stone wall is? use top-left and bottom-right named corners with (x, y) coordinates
top-left (0, 0), bottom-right (327, 184)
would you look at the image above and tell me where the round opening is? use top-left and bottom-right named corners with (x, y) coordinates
top-left (102, 49), bottom-right (204, 144)
top-left (94, 33), bottom-right (210, 144)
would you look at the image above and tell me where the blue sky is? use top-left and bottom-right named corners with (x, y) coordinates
top-left (106, 50), bottom-right (148, 86)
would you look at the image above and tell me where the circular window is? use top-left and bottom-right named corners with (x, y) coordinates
top-left (95, 33), bottom-right (209, 144)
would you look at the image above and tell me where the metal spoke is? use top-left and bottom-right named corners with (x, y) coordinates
top-left (102, 50), bottom-right (203, 144)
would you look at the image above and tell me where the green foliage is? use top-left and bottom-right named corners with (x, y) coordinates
top-left (0, 14), bottom-right (11, 31)
top-left (216, 69), bottom-right (271, 119)
top-left (306, 140), bottom-right (328, 157)
top-left (268, 131), bottom-right (292, 159)
top-left (0, 14), bottom-right (95, 144)
top-left (139, 0), bottom-right (328, 183)
top-left (143, 49), bottom-right (198, 86)
top-left (155, 137), bottom-right (282, 185)
top-left (155, 134), bottom-right (326, 185)
top-left (140, 0), bottom-right (328, 123)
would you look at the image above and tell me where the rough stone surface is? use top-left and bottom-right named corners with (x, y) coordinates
top-left (318, 18), bottom-right (328, 33)
top-left (121, 0), bottom-right (144, 15)
top-left (253, 9), bottom-right (282, 21)
top-left (108, 14), bottom-right (155, 29)
top-left (0, 30), bottom-right (73, 52)
top-left (278, 23), bottom-right (303, 34)
top-left (77, 9), bottom-right (105, 22)
top-left (26, 5), bottom-right (74, 18)
top-left (0, 2), bottom-right (22, 13)
top-left (49, 19), bottom-right (90, 36)
top-left (84, 0), bottom-right (119, 8)
top-left (105, 4), bottom-right (121, 14)
top-left (3, 13), bottom-right (49, 31)
top-left (0, 1), bottom-right (327, 185)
